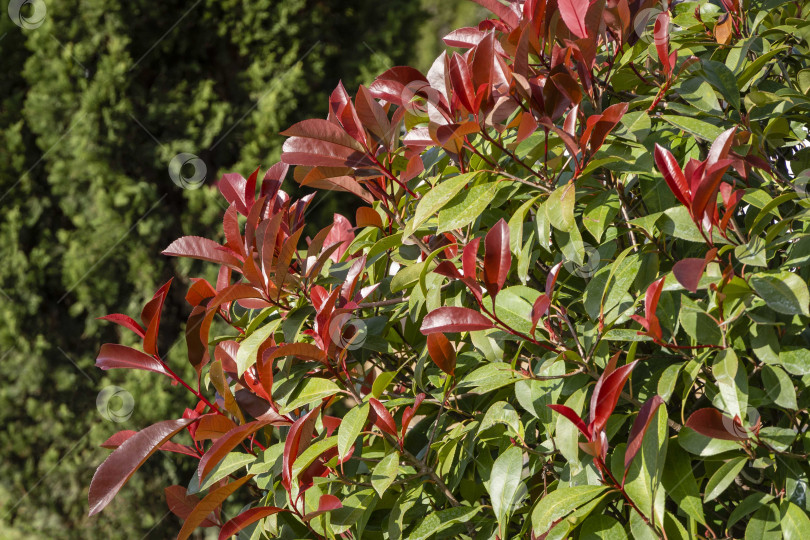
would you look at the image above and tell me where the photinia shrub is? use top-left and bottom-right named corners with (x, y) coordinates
top-left (90, 0), bottom-right (810, 538)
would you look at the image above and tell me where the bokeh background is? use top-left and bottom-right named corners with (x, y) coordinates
top-left (0, 1), bottom-right (483, 537)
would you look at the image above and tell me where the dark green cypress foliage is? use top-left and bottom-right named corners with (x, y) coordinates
top-left (0, 1), bottom-right (431, 536)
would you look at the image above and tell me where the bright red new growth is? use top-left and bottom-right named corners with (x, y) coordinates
top-left (426, 333), bottom-right (457, 376)
top-left (685, 408), bottom-right (750, 441)
top-left (421, 306), bottom-right (494, 334)
top-left (483, 218), bottom-right (511, 299)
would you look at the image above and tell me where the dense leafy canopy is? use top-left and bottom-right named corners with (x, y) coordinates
top-left (91, 0), bottom-right (810, 538)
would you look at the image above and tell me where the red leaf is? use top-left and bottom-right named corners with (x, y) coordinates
top-left (462, 237), bottom-right (480, 280)
top-left (434, 260), bottom-right (463, 280)
top-left (467, 0), bottom-right (520, 29)
top-left (685, 408), bottom-right (749, 441)
top-left (281, 118), bottom-right (364, 152)
top-left (624, 396), bottom-right (665, 470)
top-left (329, 81), bottom-right (366, 145)
top-left (218, 506), bottom-right (285, 540)
top-left (420, 306), bottom-right (494, 334)
top-left (140, 279), bottom-right (172, 356)
top-left (449, 52), bottom-right (476, 113)
top-left (634, 276), bottom-right (666, 340)
top-left (673, 248), bottom-right (717, 293)
top-left (581, 103), bottom-right (628, 155)
top-left (548, 404), bottom-right (589, 439)
top-left (558, 0), bottom-right (590, 39)
top-left (89, 418), bottom-right (197, 516)
top-left (444, 27), bottom-right (506, 52)
top-left (355, 85), bottom-right (393, 149)
top-left (324, 214), bottom-right (355, 263)
top-left (654, 144), bottom-right (691, 207)
top-left (483, 218), bottom-right (511, 299)
top-left (706, 127), bottom-right (736, 169)
top-left (590, 361), bottom-right (638, 436)
top-left (194, 414), bottom-right (238, 441)
top-left (282, 406), bottom-right (320, 492)
top-left (530, 294), bottom-right (551, 334)
top-left (165, 486), bottom-right (218, 528)
top-left (186, 278), bottom-right (217, 307)
top-left (281, 137), bottom-right (373, 169)
top-left (198, 420), bottom-right (274, 483)
top-left (217, 173), bottom-right (249, 215)
top-left (302, 494), bottom-right (343, 522)
top-left (545, 262), bottom-right (563, 296)
top-left (163, 236), bottom-right (242, 268)
top-left (95, 344), bottom-right (170, 377)
top-left (401, 393), bottom-right (426, 435)
top-left (369, 398), bottom-right (398, 437)
top-left (356, 207), bottom-right (383, 229)
top-left (177, 476), bottom-right (253, 540)
top-left (426, 333), bottom-right (457, 375)
top-left (653, 13), bottom-right (671, 76)
top-left (97, 314), bottom-right (145, 338)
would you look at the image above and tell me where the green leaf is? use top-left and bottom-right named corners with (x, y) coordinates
top-left (437, 182), bottom-right (499, 232)
top-left (713, 349), bottom-right (748, 421)
top-left (371, 451), bottom-right (399, 498)
top-left (779, 348), bottom-right (810, 376)
top-left (745, 504), bottom-right (782, 540)
top-left (750, 271), bottom-right (810, 316)
top-left (390, 260), bottom-right (427, 293)
top-left (188, 452), bottom-right (255, 494)
top-left (761, 365), bottom-right (797, 409)
top-left (279, 378), bottom-right (342, 414)
top-left (729, 493), bottom-right (775, 529)
top-left (479, 401), bottom-right (523, 437)
top-left (555, 387), bottom-right (588, 465)
top-left (579, 515), bottom-right (628, 539)
top-left (662, 445), bottom-right (706, 525)
top-left (699, 60), bottom-right (741, 110)
top-left (493, 285), bottom-right (540, 335)
top-left (545, 182), bottom-right (576, 232)
top-left (408, 506), bottom-right (481, 540)
top-left (530, 485), bottom-right (608, 536)
top-left (457, 363), bottom-right (521, 394)
top-left (657, 206), bottom-right (708, 243)
top-left (487, 446), bottom-right (525, 532)
top-left (338, 403), bottom-right (369, 461)
top-left (660, 114), bottom-right (724, 141)
top-left (583, 191), bottom-right (620, 243)
top-left (704, 456), bottom-right (747, 502)
top-left (735, 237), bottom-right (768, 266)
top-left (372, 372), bottom-right (397, 399)
top-left (781, 501), bottom-right (810, 540)
top-left (331, 489), bottom-right (377, 533)
top-left (678, 427), bottom-right (741, 456)
top-left (759, 427), bottom-right (797, 452)
top-left (236, 319), bottom-right (281, 376)
top-left (408, 172), bottom-right (479, 235)
top-left (515, 361), bottom-right (565, 423)
top-left (508, 194), bottom-right (542, 253)
top-left (622, 407), bottom-right (667, 528)
top-left (290, 436), bottom-right (338, 481)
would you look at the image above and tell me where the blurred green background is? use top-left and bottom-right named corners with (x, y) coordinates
top-left (0, 0), bottom-right (482, 537)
